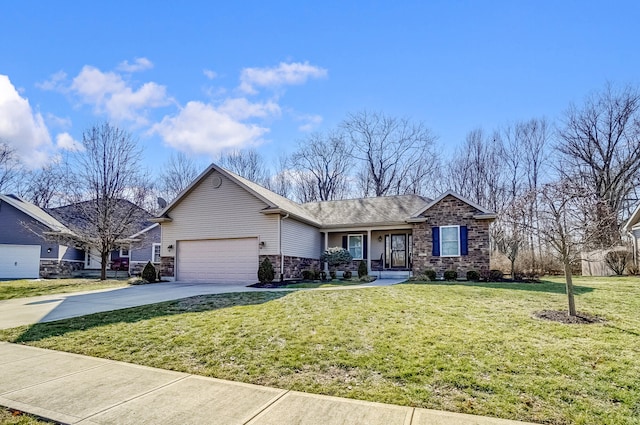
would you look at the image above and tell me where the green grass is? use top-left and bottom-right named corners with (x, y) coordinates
top-left (1, 277), bottom-right (639, 424)
top-left (0, 408), bottom-right (50, 424)
top-left (281, 279), bottom-right (368, 289)
top-left (0, 279), bottom-right (129, 300)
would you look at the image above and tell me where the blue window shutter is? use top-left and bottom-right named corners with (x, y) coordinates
top-left (460, 226), bottom-right (468, 255)
top-left (432, 227), bottom-right (440, 256)
top-left (363, 235), bottom-right (368, 260)
top-left (342, 236), bottom-right (348, 249)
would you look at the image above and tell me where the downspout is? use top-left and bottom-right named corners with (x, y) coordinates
top-left (280, 213), bottom-right (289, 280)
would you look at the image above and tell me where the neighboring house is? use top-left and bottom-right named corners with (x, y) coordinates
top-left (151, 164), bottom-right (496, 283)
top-left (48, 200), bottom-right (160, 276)
top-left (623, 204), bottom-right (640, 267)
top-left (0, 194), bottom-right (84, 279)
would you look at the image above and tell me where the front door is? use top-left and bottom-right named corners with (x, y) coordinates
top-left (391, 234), bottom-right (406, 268)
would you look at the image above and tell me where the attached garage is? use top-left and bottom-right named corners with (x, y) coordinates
top-left (0, 244), bottom-right (40, 279)
top-left (176, 238), bottom-right (258, 283)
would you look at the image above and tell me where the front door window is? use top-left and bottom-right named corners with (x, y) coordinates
top-left (391, 234), bottom-right (406, 268)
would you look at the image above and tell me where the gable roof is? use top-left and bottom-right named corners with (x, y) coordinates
top-left (623, 204), bottom-right (640, 232)
top-left (409, 190), bottom-right (497, 221)
top-left (301, 195), bottom-right (431, 228)
top-left (0, 194), bottom-right (72, 234)
top-left (154, 164), bottom-right (321, 226)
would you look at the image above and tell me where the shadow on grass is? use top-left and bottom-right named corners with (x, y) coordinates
top-left (403, 280), bottom-right (595, 295)
top-left (8, 291), bottom-right (289, 344)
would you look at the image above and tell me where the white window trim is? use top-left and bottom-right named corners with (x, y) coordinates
top-left (440, 225), bottom-right (461, 257)
top-left (348, 234), bottom-right (364, 260)
top-left (152, 243), bottom-right (161, 263)
top-left (120, 247), bottom-right (130, 257)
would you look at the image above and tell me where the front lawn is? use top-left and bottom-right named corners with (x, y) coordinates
top-left (1, 277), bottom-right (638, 424)
top-left (0, 279), bottom-right (129, 300)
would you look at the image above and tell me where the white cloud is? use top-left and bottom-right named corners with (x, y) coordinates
top-left (45, 113), bottom-right (72, 129)
top-left (55, 132), bottom-right (84, 151)
top-left (239, 61), bottom-right (328, 94)
top-left (70, 65), bottom-right (171, 125)
top-left (203, 69), bottom-right (217, 80)
top-left (296, 113), bottom-right (323, 132)
top-left (151, 101), bottom-right (269, 156)
top-left (0, 75), bottom-right (54, 167)
top-left (36, 70), bottom-right (68, 91)
top-left (117, 57), bottom-right (154, 73)
top-left (217, 98), bottom-right (281, 120)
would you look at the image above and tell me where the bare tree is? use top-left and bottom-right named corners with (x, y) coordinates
top-left (57, 123), bottom-right (153, 280)
top-left (536, 179), bottom-right (615, 316)
top-left (557, 83), bottom-right (640, 247)
top-left (160, 152), bottom-right (202, 202)
top-left (290, 131), bottom-right (352, 201)
top-left (0, 141), bottom-right (21, 193)
top-left (217, 148), bottom-right (269, 186)
top-left (18, 163), bottom-right (65, 208)
top-left (341, 111), bottom-right (439, 197)
top-left (264, 154), bottom-right (293, 198)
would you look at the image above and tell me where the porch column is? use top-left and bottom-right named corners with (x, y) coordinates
top-left (367, 229), bottom-right (371, 273)
top-left (323, 232), bottom-right (329, 272)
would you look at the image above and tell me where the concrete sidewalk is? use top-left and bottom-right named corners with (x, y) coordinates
top-left (0, 343), bottom-right (537, 425)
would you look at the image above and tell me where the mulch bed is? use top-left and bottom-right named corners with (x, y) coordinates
top-left (533, 310), bottom-right (605, 324)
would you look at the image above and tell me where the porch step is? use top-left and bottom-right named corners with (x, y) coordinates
top-left (378, 270), bottom-right (411, 279)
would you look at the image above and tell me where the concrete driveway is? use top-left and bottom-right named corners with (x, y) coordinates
top-left (0, 279), bottom-right (405, 329)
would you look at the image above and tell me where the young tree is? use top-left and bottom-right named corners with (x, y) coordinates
top-left (341, 111), bottom-right (439, 197)
top-left (58, 123), bottom-right (153, 280)
top-left (159, 152), bottom-right (202, 201)
top-left (557, 83), bottom-right (640, 247)
top-left (290, 131), bottom-right (352, 201)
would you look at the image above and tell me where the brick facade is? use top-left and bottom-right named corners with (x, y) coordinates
top-left (39, 260), bottom-right (84, 278)
top-left (412, 195), bottom-right (492, 277)
top-left (160, 256), bottom-right (175, 277)
top-left (259, 254), bottom-right (321, 280)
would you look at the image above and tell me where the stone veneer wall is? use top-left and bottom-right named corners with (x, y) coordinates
top-left (39, 260), bottom-right (84, 278)
top-left (259, 255), bottom-right (321, 280)
top-left (160, 256), bottom-right (175, 277)
top-left (412, 195), bottom-right (492, 277)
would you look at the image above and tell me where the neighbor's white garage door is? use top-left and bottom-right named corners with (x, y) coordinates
top-left (176, 238), bottom-right (258, 283)
top-left (0, 244), bottom-right (40, 279)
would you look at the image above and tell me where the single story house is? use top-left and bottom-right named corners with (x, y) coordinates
top-left (152, 164), bottom-right (496, 283)
top-left (0, 194), bottom-right (84, 279)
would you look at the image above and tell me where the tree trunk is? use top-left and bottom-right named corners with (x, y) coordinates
top-left (100, 251), bottom-right (108, 281)
top-left (563, 261), bottom-right (577, 316)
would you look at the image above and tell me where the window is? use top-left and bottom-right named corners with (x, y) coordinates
top-left (152, 243), bottom-right (161, 263)
top-left (440, 226), bottom-right (460, 256)
top-left (348, 235), bottom-right (363, 260)
top-left (120, 247), bottom-right (130, 257)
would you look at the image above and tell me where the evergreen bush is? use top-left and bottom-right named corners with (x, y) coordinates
top-left (358, 260), bottom-right (368, 278)
top-left (141, 261), bottom-right (157, 283)
top-left (466, 270), bottom-right (480, 281)
top-left (444, 270), bottom-right (458, 281)
top-left (258, 257), bottom-right (275, 283)
top-left (423, 269), bottom-right (437, 281)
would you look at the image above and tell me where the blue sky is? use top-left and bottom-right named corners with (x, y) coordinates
top-left (1, 1), bottom-right (639, 175)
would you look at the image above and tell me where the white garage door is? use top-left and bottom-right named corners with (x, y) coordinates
top-left (176, 238), bottom-right (258, 283)
top-left (0, 244), bottom-right (40, 279)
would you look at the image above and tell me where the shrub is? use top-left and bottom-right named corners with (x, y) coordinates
top-left (423, 269), bottom-right (437, 281)
top-left (343, 270), bottom-right (352, 279)
top-left (443, 270), bottom-right (457, 281)
top-left (605, 249), bottom-right (631, 276)
top-left (329, 270), bottom-right (337, 280)
top-left (466, 270), bottom-right (480, 281)
top-left (481, 269), bottom-right (504, 282)
top-left (627, 262), bottom-right (639, 276)
top-left (312, 268), bottom-right (321, 280)
top-left (319, 270), bottom-right (327, 280)
top-left (358, 261), bottom-right (368, 278)
top-left (141, 261), bottom-right (157, 283)
top-left (301, 270), bottom-right (313, 280)
top-left (321, 247), bottom-right (353, 268)
top-left (258, 257), bottom-right (275, 283)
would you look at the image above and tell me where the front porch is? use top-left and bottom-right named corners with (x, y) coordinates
top-left (322, 228), bottom-right (414, 277)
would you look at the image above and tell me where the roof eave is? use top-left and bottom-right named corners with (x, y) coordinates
top-left (150, 217), bottom-right (173, 223)
top-left (261, 208), bottom-right (321, 227)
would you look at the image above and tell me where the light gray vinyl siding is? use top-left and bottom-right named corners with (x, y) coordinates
top-left (131, 226), bottom-right (161, 262)
top-left (162, 170), bottom-right (279, 256)
top-left (282, 218), bottom-right (321, 259)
